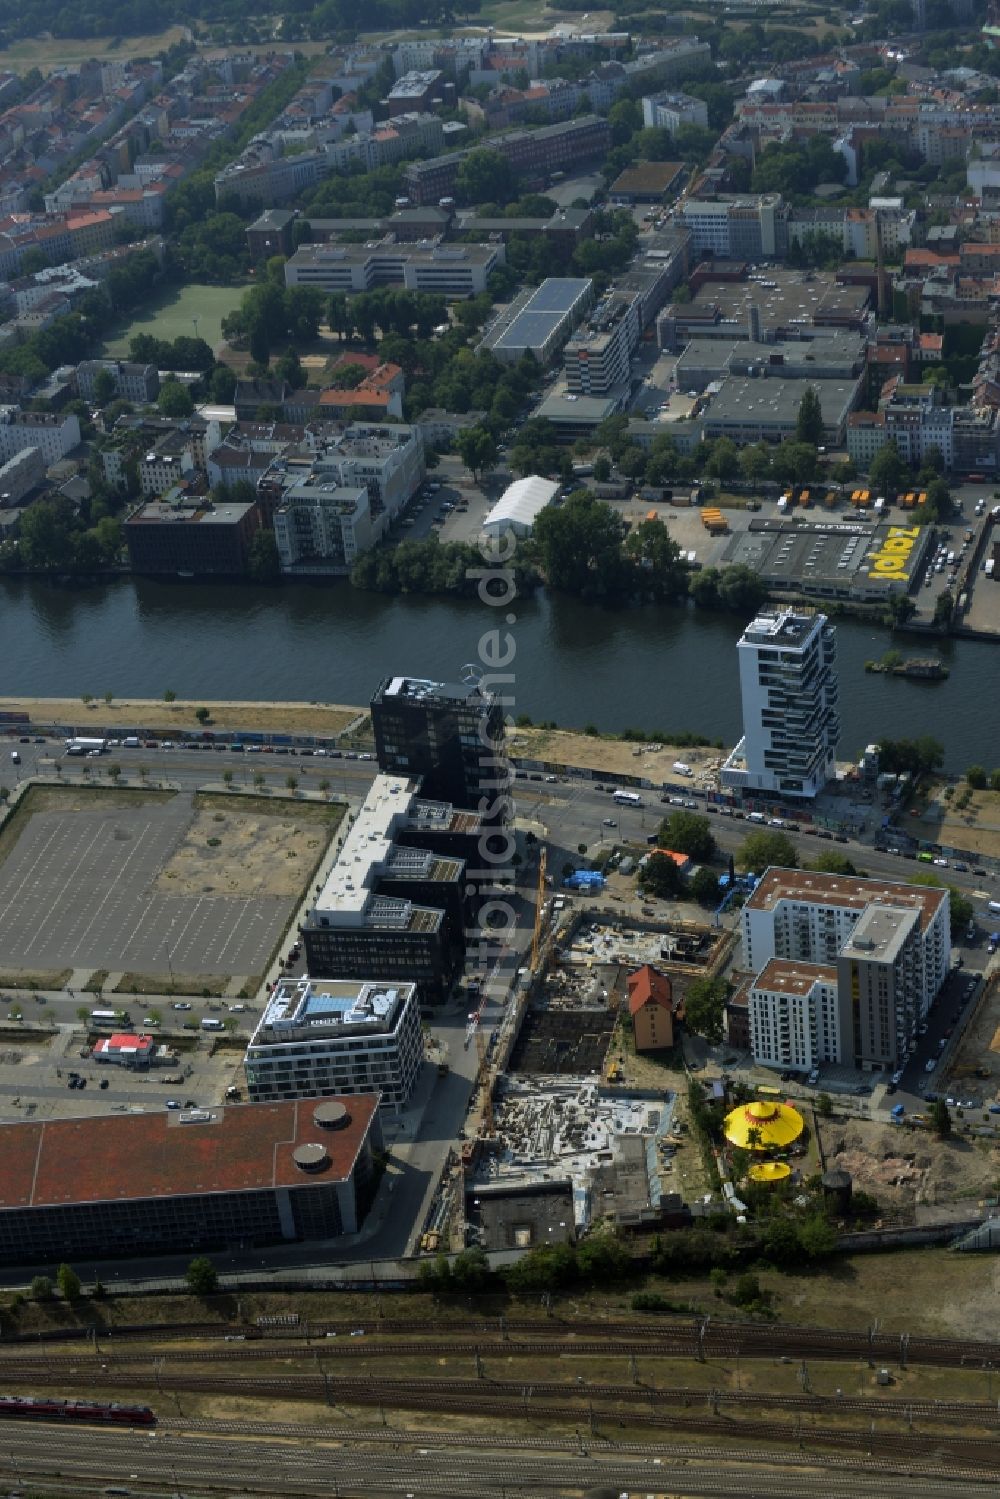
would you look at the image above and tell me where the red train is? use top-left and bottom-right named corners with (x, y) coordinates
top-left (0, 1395), bottom-right (155, 1425)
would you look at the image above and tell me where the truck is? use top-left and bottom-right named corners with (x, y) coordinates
top-left (65, 737), bottom-right (107, 756)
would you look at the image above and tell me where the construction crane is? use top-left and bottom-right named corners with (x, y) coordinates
top-left (476, 1029), bottom-right (494, 1136)
top-left (530, 847), bottom-right (547, 973)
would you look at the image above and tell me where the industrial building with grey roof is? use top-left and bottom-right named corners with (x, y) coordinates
top-left (479, 277), bottom-right (593, 365)
top-left (701, 374), bottom-right (863, 444)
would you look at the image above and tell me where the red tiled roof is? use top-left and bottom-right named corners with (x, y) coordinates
top-left (0, 1093), bottom-right (377, 1209)
top-left (627, 964), bottom-right (673, 1017)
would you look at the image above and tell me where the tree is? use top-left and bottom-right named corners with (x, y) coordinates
top-left (222, 769), bottom-right (234, 787)
top-left (639, 851), bottom-right (685, 899)
top-left (660, 810), bottom-right (715, 862)
top-left (253, 772), bottom-right (266, 791)
top-left (933, 589), bottom-right (954, 628)
top-left (816, 1092), bottom-right (833, 1118)
top-left (795, 385), bottom-right (824, 447)
top-left (164, 689), bottom-right (176, 702)
top-left (157, 379), bottom-right (195, 419)
top-left (930, 1097), bottom-right (952, 1138)
top-left (689, 866), bottom-right (721, 906)
top-left (57, 1263), bottom-right (82, 1301)
top-left (454, 424), bottom-right (497, 482)
top-left (92, 368), bottom-right (117, 406)
top-left (684, 975), bottom-right (728, 1044)
top-left (739, 443), bottom-right (771, 489)
top-left (869, 439), bottom-right (909, 497)
top-left (185, 1256), bottom-right (218, 1295)
top-left (737, 829), bottom-right (798, 872)
top-left (285, 774), bottom-right (299, 792)
top-left (966, 765), bottom-right (987, 789)
top-left (76, 1005), bottom-right (89, 1024)
top-left (810, 852), bottom-right (857, 876)
top-left (247, 529), bottom-right (280, 582)
top-left (195, 707), bottom-right (211, 725)
top-left (29, 1275), bottom-right (53, 1300)
top-left (456, 148), bottom-right (515, 206)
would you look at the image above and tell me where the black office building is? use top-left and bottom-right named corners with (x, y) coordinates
top-left (371, 676), bottom-right (511, 820)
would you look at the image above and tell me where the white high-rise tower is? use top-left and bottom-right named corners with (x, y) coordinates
top-left (721, 608), bottom-right (839, 799)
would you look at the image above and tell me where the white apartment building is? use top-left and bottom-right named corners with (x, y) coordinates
top-left (720, 608), bottom-right (839, 800)
top-left (748, 959), bottom-right (840, 1073)
top-left (0, 445), bottom-right (44, 504)
top-left (273, 482), bottom-right (373, 573)
top-left (0, 407), bottom-right (81, 466)
top-left (641, 90), bottom-right (709, 132)
top-left (244, 976), bottom-right (424, 1113)
top-left (742, 868), bottom-right (950, 1071)
top-left (679, 194), bottom-right (785, 258)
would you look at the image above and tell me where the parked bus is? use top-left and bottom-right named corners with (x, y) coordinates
top-left (612, 790), bottom-right (644, 806)
top-left (65, 737), bottom-right (107, 756)
top-left (90, 1010), bottom-right (117, 1025)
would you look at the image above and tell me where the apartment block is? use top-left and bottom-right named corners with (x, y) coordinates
top-left (641, 90), bottom-right (709, 132)
top-left (273, 482), bottom-right (373, 574)
top-left (77, 359), bottom-right (159, 405)
top-left (721, 608), bottom-right (839, 800)
top-left (742, 869), bottom-right (950, 1054)
top-left (402, 115), bottom-right (611, 204)
top-left (244, 977), bottom-right (424, 1113)
top-left (748, 959), bottom-right (840, 1073)
top-left (0, 407), bottom-right (81, 465)
top-left (837, 903), bottom-right (923, 1071)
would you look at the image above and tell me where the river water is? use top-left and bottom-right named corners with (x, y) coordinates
top-left (3, 577), bottom-right (997, 771)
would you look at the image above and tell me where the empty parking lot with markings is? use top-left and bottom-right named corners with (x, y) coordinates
top-left (0, 787), bottom-right (334, 983)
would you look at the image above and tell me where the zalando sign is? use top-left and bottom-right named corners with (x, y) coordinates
top-left (867, 525), bottom-right (921, 581)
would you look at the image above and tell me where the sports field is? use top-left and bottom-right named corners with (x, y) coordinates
top-left (101, 283), bottom-right (248, 359)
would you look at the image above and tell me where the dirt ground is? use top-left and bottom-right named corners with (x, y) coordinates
top-left (512, 726), bottom-right (726, 784)
top-left (156, 801), bottom-right (342, 899)
top-left (0, 696), bottom-right (362, 738)
top-left (818, 1113), bottom-right (999, 1212)
top-left (949, 973), bottom-right (1000, 1094)
top-left (907, 782), bottom-right (1000, 859)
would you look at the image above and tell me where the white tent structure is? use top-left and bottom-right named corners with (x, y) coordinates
top-left (481, 475), bottom-right (560, 538)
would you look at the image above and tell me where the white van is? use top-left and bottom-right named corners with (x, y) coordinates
top-left (200, 1017), bottom-right (224, 1031)
top-left (747, 811), bottom-right (766, 823)
top-left (123, 736), bottom-right (140, 748)
top-left (988, 900), bottom-right (1000, 916)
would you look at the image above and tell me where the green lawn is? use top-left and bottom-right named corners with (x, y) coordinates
top-left (0, 26), bottom-right (189, 74)
top-left (101, 282), bottom-right (248, 359)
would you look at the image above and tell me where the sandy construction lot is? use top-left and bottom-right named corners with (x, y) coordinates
top-left (156, 797), bottom-right (343, 899)
top-left (0, 696), bottom-right (362, 739)
top-left (511, 726), bottom-right (726, 784)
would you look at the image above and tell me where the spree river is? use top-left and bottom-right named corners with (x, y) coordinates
top-left (3, 576), bottom-right (998, 771)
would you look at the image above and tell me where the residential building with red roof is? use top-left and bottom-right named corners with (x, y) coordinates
top-left (627, 964), bottom-right (677, 1052)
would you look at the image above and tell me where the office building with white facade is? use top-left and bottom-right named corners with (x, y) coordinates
top-left (283, 240), bottom-right (502, 297)
top-left (641, 90), bottom-right (709, 132)
top-left (244, 976), bottom-right (424, 1113)
top-left (721, 608), bottom-right (839, 800)
top-left (741, 868), bottom-right (950, 1072)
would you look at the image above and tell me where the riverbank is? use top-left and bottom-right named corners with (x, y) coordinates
top-left (0, 697), bottom-right (364, 738)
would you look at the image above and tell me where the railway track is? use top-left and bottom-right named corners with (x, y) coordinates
top-left (9, 1313), bottom-right (1000, 1370)
top-left (8, 1364), bottom-right (1000, 1466)
top-left (6, 1327), bottom-right (1000, 1373)
top-left (8, 1360), bottom-right (997, 1428)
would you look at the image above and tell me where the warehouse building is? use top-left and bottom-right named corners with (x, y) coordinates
top-left (245, 978), bottom-right (423, 1113)
top-left (718, 516), bottom-right (931, 602)
top-left (0, 1095), bottom-right (380, 1265)
top-left (482, 475), bottom-right (559, 538)
top-left (701, 374), bottom-right (862, 445)
top-left (479, 277), bottom-right (593, 366)
top-left (673, 331), bottom-right (864, 391)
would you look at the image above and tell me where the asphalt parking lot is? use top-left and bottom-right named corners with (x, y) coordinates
top-left (0, 794), bottom-right (292, 979)
top-left (0, 1020), bottom-right (246, 1125)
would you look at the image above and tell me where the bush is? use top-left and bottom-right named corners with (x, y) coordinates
top-left (29, 1275), bottom-right (53, 1300)
top-left (185, 1256), bottom-right (218, 1296)
top-left (630, 1291), bottom-right (698, 1314)
top-left (56, 1263), bottom-right (81, 1301)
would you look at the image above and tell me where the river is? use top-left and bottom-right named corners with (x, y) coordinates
top-left (3, 577), bottom-right (997, 771)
